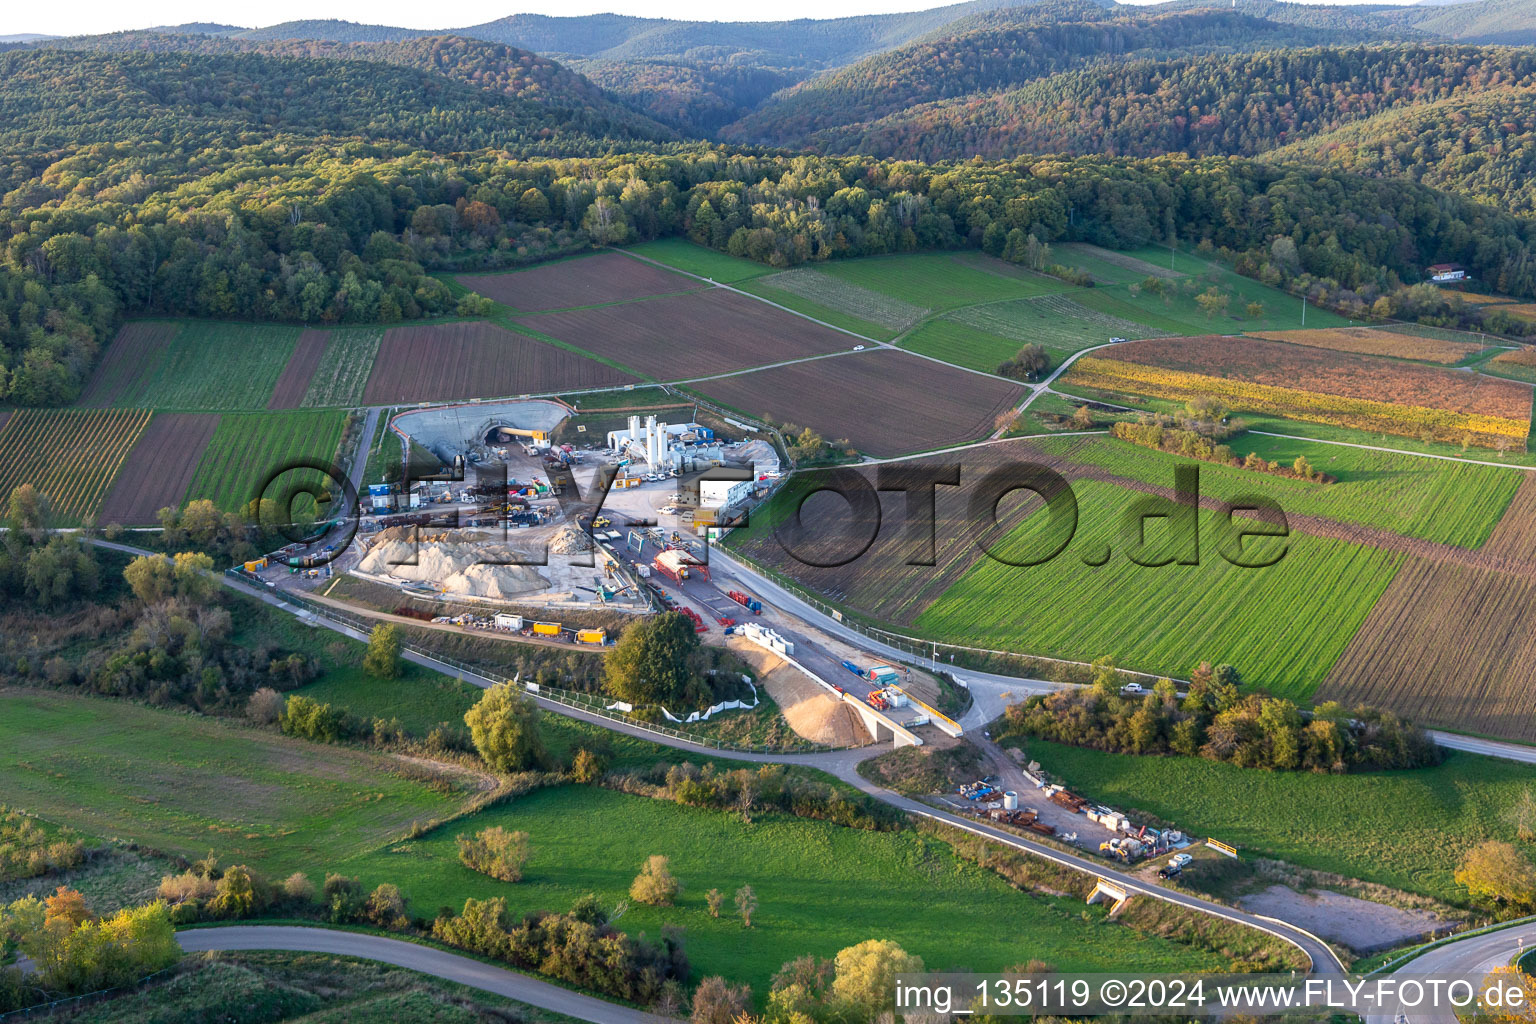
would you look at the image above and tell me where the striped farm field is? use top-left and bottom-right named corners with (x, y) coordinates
top-left (911, 478), bottom-right (1401, 700)
top-left (756, 267), bottom-right (930, 331)
top-left (81, 321), bottom-right (301, 410)
top-left (1032, 432), bottom-right (1523, 549)
top-left (0, 408), bottom-right (151, 523)
top-left (184, 410), bottom-right (348, 514)
top-left (1248, 327), bottom-right (1479, 364)
top-left (1317, 479), bottom-right (1536, 741)
top-left (301, 328), bottom-right (383, 407)
top-left (1065, 336), bottom-right (1532, 448)
top-left (1055, 242), bottom-right (1183, 284)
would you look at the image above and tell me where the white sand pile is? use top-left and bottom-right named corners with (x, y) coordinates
top-left (359, 528), bottom-right (548, 599)
top-left (548, 524), bottom-right (591, 554)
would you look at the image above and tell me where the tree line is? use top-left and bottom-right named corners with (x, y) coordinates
top-left (999, 659), bottom-right (1439, 772)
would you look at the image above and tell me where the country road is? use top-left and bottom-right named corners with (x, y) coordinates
top-left (175, 927), bottom-right (660, 1024)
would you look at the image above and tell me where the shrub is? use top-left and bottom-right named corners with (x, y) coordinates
top-left (364, 884), bottom-right (407, 930)
top-left (691, 975), bottom-right (752, 1024)
top-left (630, 855), bottom-right (680, 906)
top-left (464, 683), bottom-right (549, 772)
top-left (246, 687), bottom-right (285, 725)
top-left (456, 827), bottom-right (532, 883)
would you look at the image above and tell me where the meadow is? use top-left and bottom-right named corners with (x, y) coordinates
top-left (912, 479), bottom-right (1402, 700)
top-left (0, 691), bottom-right (469, 875)
top-left (1027, 739), bottom-right (1536, 905)
top-left (902, 294), bottom-right (1169, 373)
top-left (333, 784), bottom-right (1223, 994)
top-left (626, 238), bottom-right (773, 283)
top-left (1043, 433), bottom-right (1524, 548)
top-left (98, 322), bottom-right (302, 410)
top-left (184, 410), bottom-right (349, 513)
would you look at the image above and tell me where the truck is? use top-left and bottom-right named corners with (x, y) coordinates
top-left (653, 549), bottom-right (708, 584)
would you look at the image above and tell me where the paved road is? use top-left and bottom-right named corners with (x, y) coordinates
top-left (349, 406), bottom-right (382, 500)
top-left (176, 926), bottom-right (659, 1024)
top-left (1364, 921), bottom-right (1536, 1024)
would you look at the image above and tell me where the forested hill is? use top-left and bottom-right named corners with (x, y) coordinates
top-left (0, 47), bottom-right (677, 154)
top-left (1266, 86), bottom-right (1536, 216)
top-left (760, 44), bottom-right (1536, 162)
top-left (719, 9), bottom-right (1389, 147)
top-left (36, 35), bottom-right (677, 143)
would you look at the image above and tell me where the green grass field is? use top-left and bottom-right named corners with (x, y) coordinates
top-left (114, 322), bottom-right (302, 410)
top-left (0, 691), bottom-right (469, 875)
top-left (815, 252), bottom-right (1067, 311)
top-left (1026, 740), bottom-right (1536, 904)
top-left (185, 410), bottom-right (348, 512)
top-left (303, 328), bottom-right (383, 407)
top-left (913, 479), bottom-right (1402, 700)
top-left (624, 238), bottom-right (772, 283)
top-left (740, 279), bottom-right (899, 340)
top-left (334, 784), bottom-right (1221, 994)
top-left (1040, 434), bottom-right (1523, 548)
top-left (904, 294), bottom-right (1170, 372)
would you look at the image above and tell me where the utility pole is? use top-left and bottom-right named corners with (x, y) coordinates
top-left (1300, 292), bottom-right (1306, 327)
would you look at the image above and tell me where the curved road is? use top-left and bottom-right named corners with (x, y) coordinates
top-left (176, 926), bottom-right (659, 1024)
top-left (1365, 922), bottom-right (1536, 1024)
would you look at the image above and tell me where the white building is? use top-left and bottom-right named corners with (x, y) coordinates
top-left (700, 479), bottom-right (753, 509)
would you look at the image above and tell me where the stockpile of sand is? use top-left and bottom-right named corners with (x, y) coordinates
top-left (359, 527), bottom-right (548, 599)
top-left (548, 525), bottom-right (591, 554)
top-left (730, 641), bottom-right (871, 747)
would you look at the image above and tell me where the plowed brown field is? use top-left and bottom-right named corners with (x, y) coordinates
top-left (457, 252), bottom-right (702, 312)
top-left (695, 350), bottom-right (1024, 458)
top-left (267, 329), bottom-right (328, 409)
top-left (98, 413), bottom-right (221, 525)
top-left (519, 288), bottom-right (853, 379)
top-left (361, 322), bottom-right (635, 405)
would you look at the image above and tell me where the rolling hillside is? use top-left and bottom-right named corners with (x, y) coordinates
top-left (740, 43), bottom-right (1536, 160)
top-left (720, 10), bottom-right (1392, 148)
top-left (1, 44), bottom-right (676, 152)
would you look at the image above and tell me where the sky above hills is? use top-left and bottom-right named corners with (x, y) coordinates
top-left (4, 0), bottom-right (1422, 38)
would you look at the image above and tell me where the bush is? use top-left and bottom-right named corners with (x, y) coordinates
top-left (630, 854), bottom-right (680, 906)
top-left (246, 687), bottom-right (286, 725)
top-left (364, 883), bottom-right (408, 930)
top-left (456, 827), bottom-right (532, 883)
top-left (278, 695), bottom-right (355, 743)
